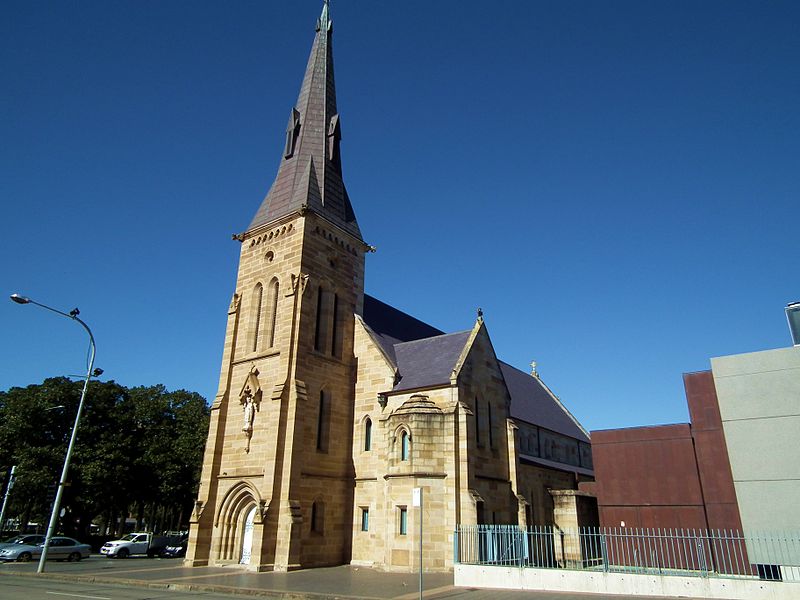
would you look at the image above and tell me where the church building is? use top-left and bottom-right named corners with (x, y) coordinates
top-left (186, 2), bottom-right (593, 572)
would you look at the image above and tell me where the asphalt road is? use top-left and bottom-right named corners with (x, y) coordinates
top-left (0, 574), bottom-right (246, 599)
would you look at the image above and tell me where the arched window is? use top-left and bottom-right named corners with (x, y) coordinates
top-left (400, 430), bottom-right (410, 461)
top-left (251, 283), bottom-right (263, 352)
top-left (266, 278), bottom-right (279, 348)
top-left (330, 293), bottom-right (339, 356)
top-left (487, 400), bottom-right (494, 449)
top-left (364, 417), bottom-right (372, 451)
top-left (314, 285), bottom-right (324, 351)
top-left (317, 389), bottom-right (330, 452)
top-left (475, 396), bottom-right (482, 447)
top-left (311, 500), bottom-right (324, 534)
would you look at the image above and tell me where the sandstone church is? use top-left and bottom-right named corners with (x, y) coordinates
top-left (186, 1), bottom-right (593, 572)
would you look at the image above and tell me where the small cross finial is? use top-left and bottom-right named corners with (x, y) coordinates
top-left (477, 307), bottom-right (483, 321)
top-left (530, 361), bottom-right (538, 377)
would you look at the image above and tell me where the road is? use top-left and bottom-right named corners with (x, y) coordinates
top-left (0, 573), bottom-right (243, 600)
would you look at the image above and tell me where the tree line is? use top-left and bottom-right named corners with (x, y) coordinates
top-left (0, 378), bottom-right (209, 539)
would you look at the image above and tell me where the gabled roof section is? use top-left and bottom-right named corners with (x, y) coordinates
top-left (247, 1), bottom-right (361, 240)
top-left (362, 294), bottom-right (445, 364)
top-left (501, 361), bottom-right (590, 443)
top-left (392, 331), bottom-right (472, 393)
top-left (360, 294), bottom-right (590, 443)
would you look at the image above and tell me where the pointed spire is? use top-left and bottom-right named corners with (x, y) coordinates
top-left (248, 0), bottom-right (362, 241)
top-left (317, 0), bottom-right (330, 32)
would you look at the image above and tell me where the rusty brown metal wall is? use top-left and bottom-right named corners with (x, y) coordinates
top-left (590, 424), bottom-right (707, 529)
top-left (684, 370), bottom-right (745, 532)
top-left (589, 371), bottom-right (746, 535)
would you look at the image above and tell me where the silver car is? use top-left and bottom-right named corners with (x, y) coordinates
top-left (0, 536), bottom-right (91, 562)
top-left (0, 535), bottom-right (45, 550)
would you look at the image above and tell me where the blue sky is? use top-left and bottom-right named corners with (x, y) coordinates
top-left (2, 1), bottom-right (797, 432)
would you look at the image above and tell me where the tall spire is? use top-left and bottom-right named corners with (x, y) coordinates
top-left (248, 1), bottom-right (361, 240)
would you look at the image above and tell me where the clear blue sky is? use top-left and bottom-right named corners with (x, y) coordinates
top-left (2, 1), bottom-right (797, 432)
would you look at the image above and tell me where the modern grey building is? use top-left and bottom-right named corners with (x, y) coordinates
top-left (711, 344), bottom-right (800, 566)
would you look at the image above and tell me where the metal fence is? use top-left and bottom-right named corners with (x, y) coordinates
top-left (455, 525), bottom-right (800, 582)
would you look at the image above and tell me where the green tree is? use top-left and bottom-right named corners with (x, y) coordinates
top-left (0, 378), bottom-right (209, 538)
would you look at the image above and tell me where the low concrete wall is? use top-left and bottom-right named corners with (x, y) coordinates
top-left (455, 564), bottom-right (794, 600)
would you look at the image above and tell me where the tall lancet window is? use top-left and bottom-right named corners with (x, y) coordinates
top-left (487, 401), bottom-right (494, 449)
top-left (317, 389), bottom-right (331, 452)
top-left (364, 417), bottom-right (372, 452)
top-left (314, 285), bottom-right (324, 351)
top-left (400, 430), bottom-right (410, 461)
top-left (266, 278), bottom-right (279, 348)
top-left (251, 283), bottom-right (264, 353)
top-left (330, 293), bottom-right (339, 356)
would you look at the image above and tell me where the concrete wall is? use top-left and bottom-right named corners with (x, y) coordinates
top-left (711, 346), bottom-right (800, 563)
top-left (455, 564), bottom-right (795, 600)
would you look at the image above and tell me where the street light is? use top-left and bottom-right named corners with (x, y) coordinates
top-left (10, 293), bottom-right (99, 573)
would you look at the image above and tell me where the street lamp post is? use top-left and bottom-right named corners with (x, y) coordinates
top-left (0, 465), bottom-right (17, 535)
top-left (10, 294), bottom-right (99, 573)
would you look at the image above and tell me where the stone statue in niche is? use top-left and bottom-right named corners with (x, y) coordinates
top-left (238, 366), bottom-right (263, 453)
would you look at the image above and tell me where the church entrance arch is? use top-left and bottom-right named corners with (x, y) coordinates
top-left (215, 482), bottom-right (261, 564)
top-left (240, 506), bottom-right (256, 564)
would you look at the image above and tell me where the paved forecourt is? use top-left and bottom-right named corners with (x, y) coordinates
top-left (0, 557), bottom-right (709, 600)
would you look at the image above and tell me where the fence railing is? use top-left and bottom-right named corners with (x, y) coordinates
top-left (455, 525), bottom-right (800, 583)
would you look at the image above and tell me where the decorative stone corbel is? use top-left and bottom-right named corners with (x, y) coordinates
top-left (377, 393), bottom-right (388, 410)
top-left (258, 499), bottom-right (269, 521)
top-left (228, 293), bottom-right (241, 314)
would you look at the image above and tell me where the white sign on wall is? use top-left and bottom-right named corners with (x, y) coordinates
top-left (412, 487), bottom-right (421, 507)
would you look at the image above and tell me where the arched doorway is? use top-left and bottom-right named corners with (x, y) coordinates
top-left (240, 505), bottom-right (256, 564)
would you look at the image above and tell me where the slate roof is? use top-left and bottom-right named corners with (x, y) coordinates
top-left (392, 331), bottom-right (472, 393)
top-left (360, 294), bottom-right (589, 443)
top-left (500, 361), bottom-right (590, 443)
top-left (248, 2), bottom-right (361, 240)
top-left (362, 294), bottom-right (444, 363)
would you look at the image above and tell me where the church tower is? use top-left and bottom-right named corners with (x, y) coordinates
top-left (187, 1), bottom-right (367, 571)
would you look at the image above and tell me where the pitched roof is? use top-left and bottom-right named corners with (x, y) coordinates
top-left (360, 294), bottom-right (590, 443)
top-left (500, 361), bottom-right (590, 443)
top-left (362, 294), bottom-right (444, 363)
top-left (248, 1), bottom-right (361, 240)
top-left (392, 331), bottom-right (472, 392)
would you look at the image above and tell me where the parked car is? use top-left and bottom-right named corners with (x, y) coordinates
top-left (0, 537), bottom-right (91, 562)
top-left (0, 535), bottom-right (45, 550)
top-left (160, 534), bottom-right (188, 558)
top-left (100, 532), bottom-right (169, 558)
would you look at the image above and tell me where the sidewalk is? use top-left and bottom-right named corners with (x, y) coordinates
top-left (0, 557), bottom-right (700, 600)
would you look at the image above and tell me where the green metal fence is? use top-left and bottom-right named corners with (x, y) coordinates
top-left (454, 525), bottom-right (800, 583)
